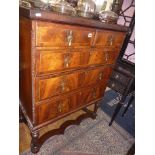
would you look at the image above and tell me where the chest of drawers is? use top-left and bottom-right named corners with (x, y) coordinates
top-left (19, 7), bottom-right (127, 153)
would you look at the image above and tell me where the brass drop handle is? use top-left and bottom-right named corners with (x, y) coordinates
top-left (58, 102), bottom-right (62, 112)
top-left (60, 79), bottom-right (65, 92)
top-left (107, 35), bottom-right (114, 46)
top-left (92, 88), bottom-right (97, 99)
top-left (67, 30), bottom-right (73, 46)
top-left (64, 54), bottom-right (71, 67)
top-left (105, 52), bottom-right (108, 62)
top-left (99, 72), bottom-right (103, 80)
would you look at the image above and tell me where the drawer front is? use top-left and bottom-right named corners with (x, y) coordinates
top-left (36, 98), bottom-right (71, 124)
top-left (36, 67), bottom-right (112, 101)
top-left (36, 72), bottom-right (78, 101)
top-left (36, 48), bottom-right (115, 75)
top-left (36, 49), bottom-right (90, 75)
top-left (77, 85), bottom-right (106, 107)
top-left (36, 21), bottom-right (95, 48)
top-left (94, 30), bottom-right (125, 48)
top-left (35, 85), bottom-right (106, 124)
top-left (78, 67), bottom-right (112, 87)
top-left (104, 48), bottom-right (120, 65)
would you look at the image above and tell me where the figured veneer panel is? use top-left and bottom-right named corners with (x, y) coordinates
top-left (35, 21), bottom-right (95, 48)
top-left (36, 84), bottom-right (106, 124)
top-left (36, 98), bottom-right (71, 124)
top-left (36, 66), bottom-right (112, 102)
top-left (37, 73), bottom-right (78, 101)
top-left (36, 48), bottom-right (118, 76)
top-left (94, 30), bottom-right (126, 48)
top-left (35, 49), bottom-right (90, 75)
top-left (105, 50), bottom-right (118, 65)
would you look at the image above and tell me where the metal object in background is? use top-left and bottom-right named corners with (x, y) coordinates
top-left (77, 0), bottom-right (96, 18)
top-left (66, 0), bottom-right (78, 7)
top-left (117, 0), bottom-right (135, 63)
top-left (112, 0), bottom-right (123, 15)
top-left (108, 0), bottom-right (135, 126)
top-left (50, 0), bottom-right (76, 16)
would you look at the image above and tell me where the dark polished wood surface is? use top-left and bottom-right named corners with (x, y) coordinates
top-left (19, 7), bottom-right (128, 32)
top-left (19, 7), bottom-right (127, 153)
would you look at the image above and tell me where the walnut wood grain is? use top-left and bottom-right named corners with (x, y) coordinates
top-left (35, 21), bottom-right (95, 48)
top-left (35, 66), bottom-right (111, 102)
top-left (35, 84), bottom-right (106, 125)
top-left (19, 16), bottom-right (33, 121)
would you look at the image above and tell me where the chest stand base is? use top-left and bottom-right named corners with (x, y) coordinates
top-left (20, 102), bottom-right (99, 154)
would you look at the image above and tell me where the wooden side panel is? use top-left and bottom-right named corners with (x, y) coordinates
top-left (19, 16), bottom-right (33, 120)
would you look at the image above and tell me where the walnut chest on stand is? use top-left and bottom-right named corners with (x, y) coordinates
top-left (19, 7), bottom-right (128, 153)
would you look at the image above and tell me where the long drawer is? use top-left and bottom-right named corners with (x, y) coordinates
top-left (35, 67), bottom-right (112, 101)
top-left (35, 84), bottom-right (106, 124)
top-left (35, 48), bottom-right (118, 75)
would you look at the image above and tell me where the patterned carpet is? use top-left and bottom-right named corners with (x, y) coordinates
top-left (21, 89), bottom-right (135, 155)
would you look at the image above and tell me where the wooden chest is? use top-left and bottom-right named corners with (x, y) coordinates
top-left (19, 7), bottom-right (127, 153)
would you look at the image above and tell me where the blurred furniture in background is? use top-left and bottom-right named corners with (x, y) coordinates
top-left (108, 0), bottom-right (135, 126)
top-left (108, 60), bottom-right (135, 126)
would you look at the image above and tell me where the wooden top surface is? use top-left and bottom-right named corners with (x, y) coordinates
top-left (19, 7), bottom-right (128, 32)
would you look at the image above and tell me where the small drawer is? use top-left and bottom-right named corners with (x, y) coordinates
top-left (36, 98), bottom-right (71, 124)
top-left (36, 72), bottom-right (78, 101)
top-left (94, 30), bottom-right (125, 48)
top-left (78, 67), bottom-right (112, 87)
top-left (35, 21), bottom-right (95, 48)
top-left (77, 85), bottom-right (106, 106)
